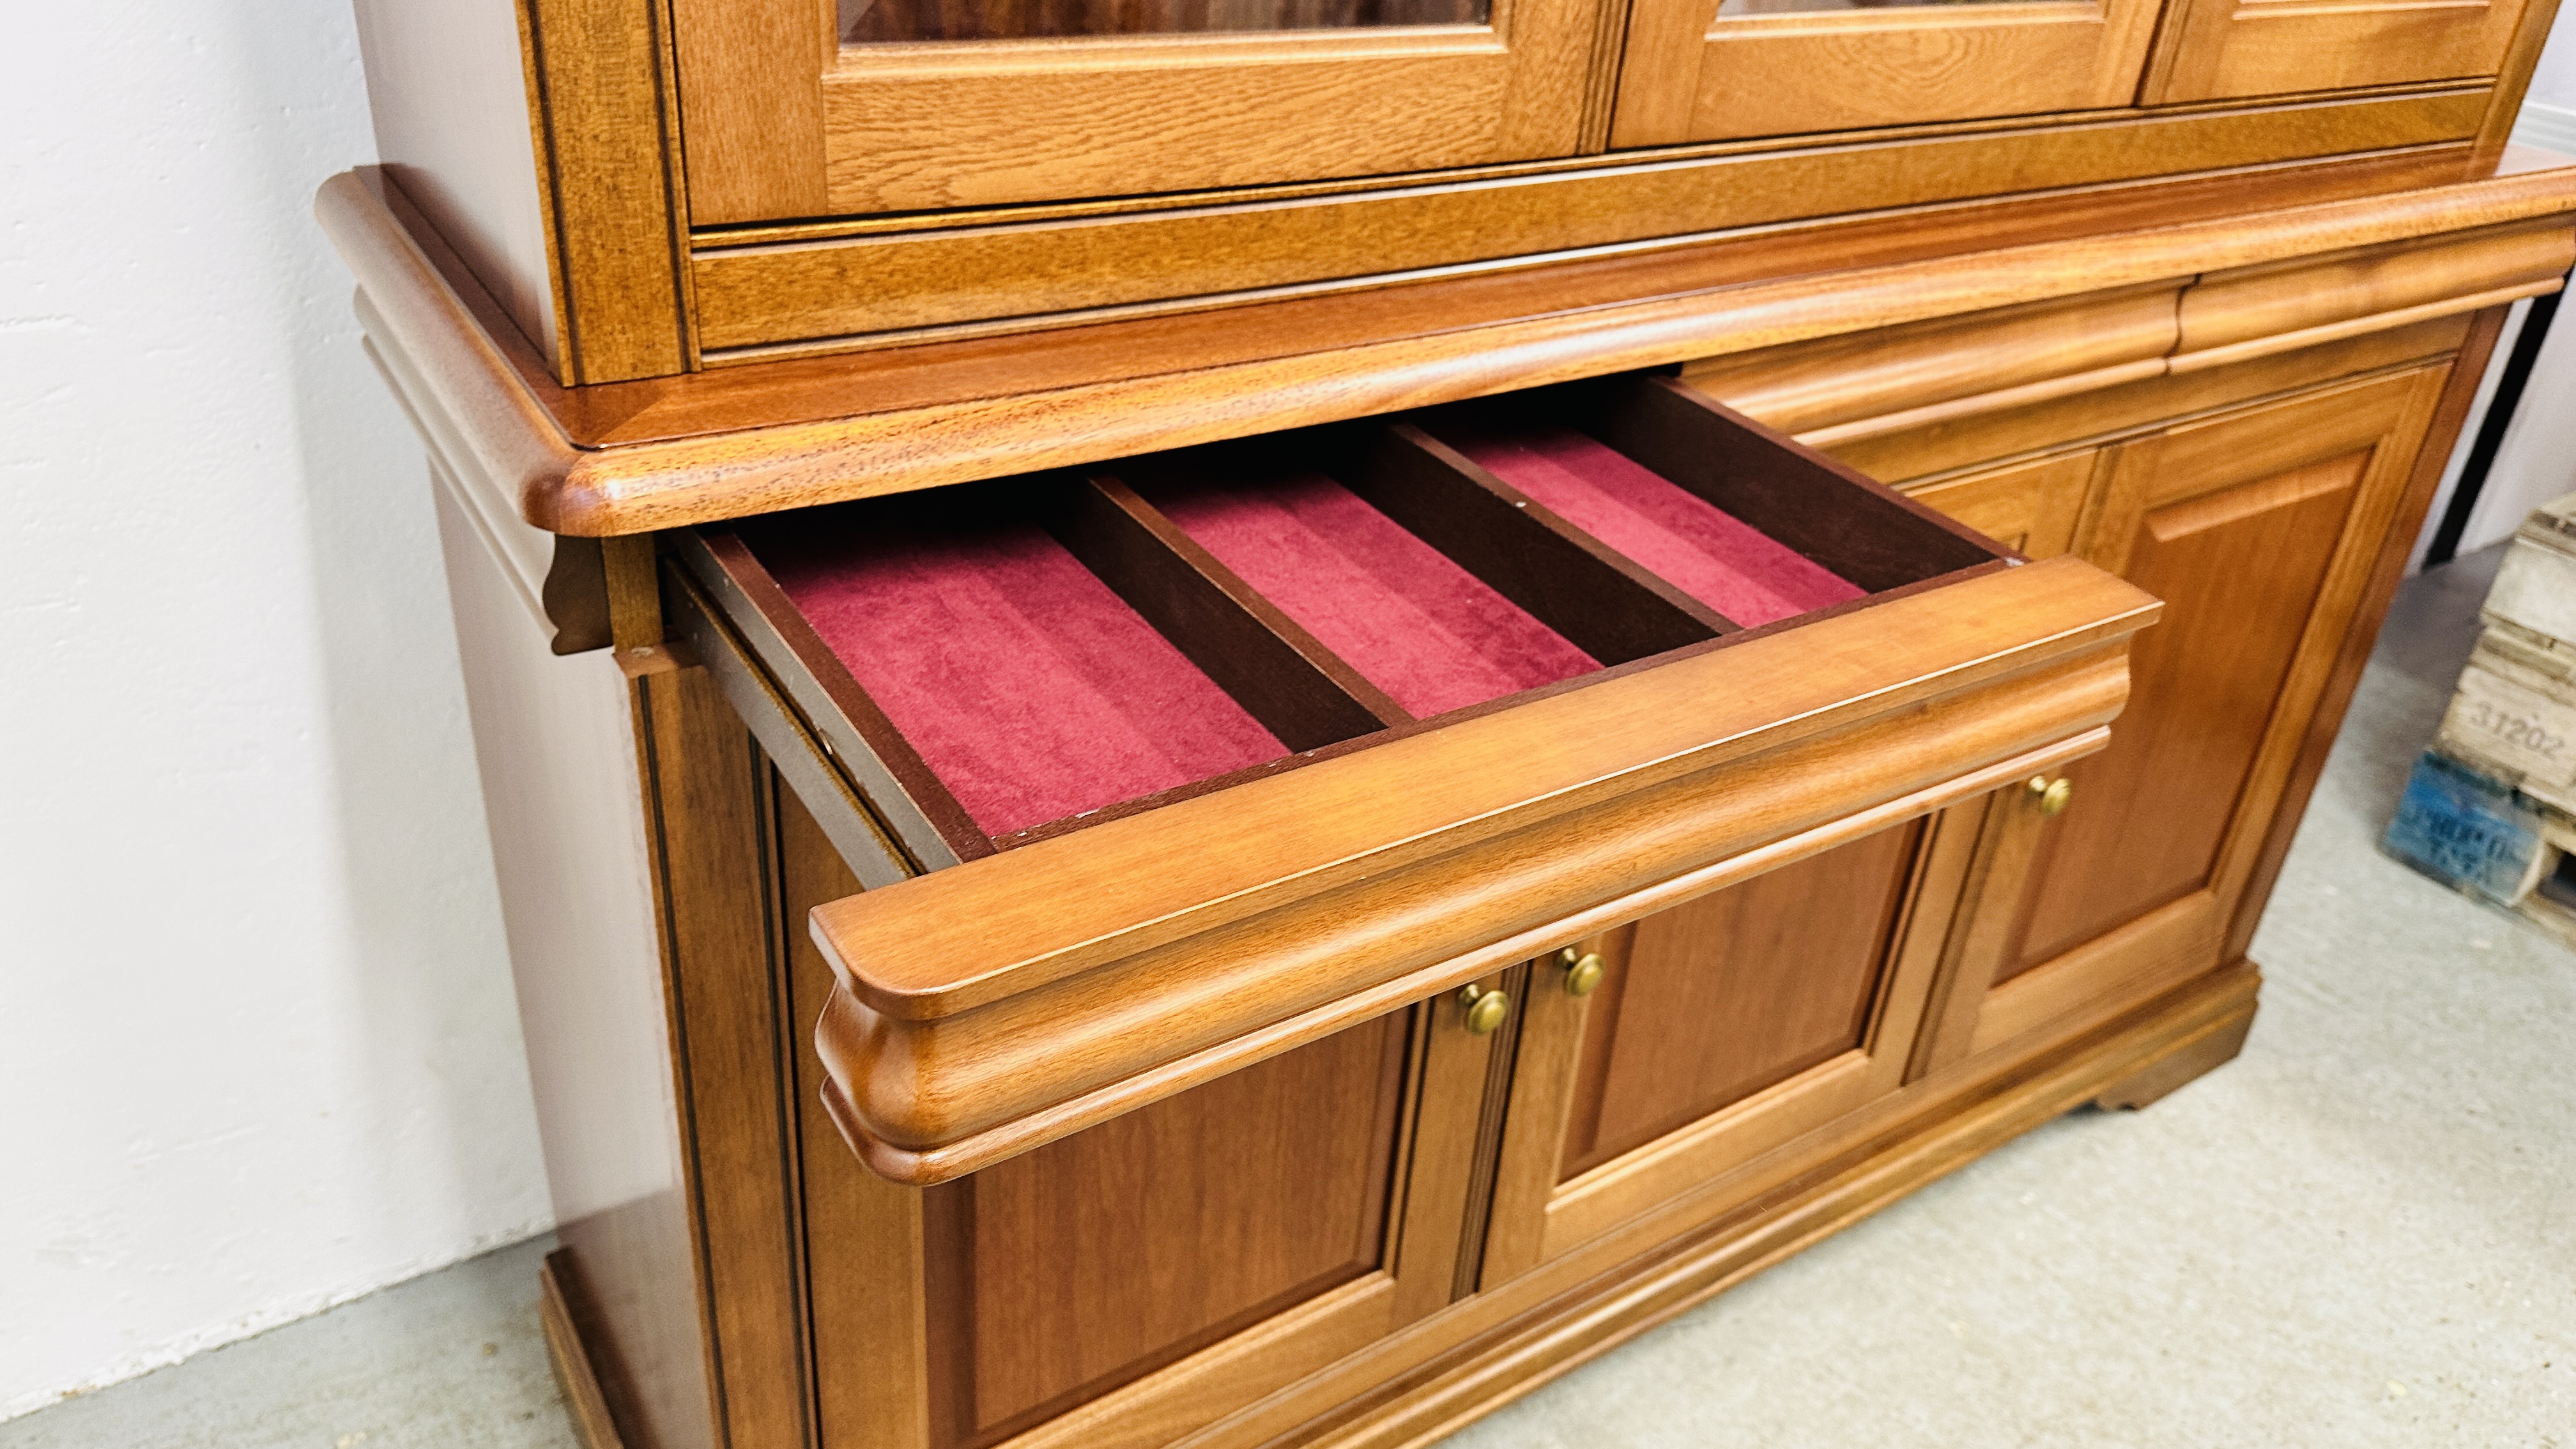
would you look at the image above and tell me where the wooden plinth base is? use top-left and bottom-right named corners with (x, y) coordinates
top-left (540, 1252), bottom-right (627, 1449)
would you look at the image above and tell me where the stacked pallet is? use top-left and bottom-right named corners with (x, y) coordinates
top-left (2389, 493), bottom-right (2576, 942)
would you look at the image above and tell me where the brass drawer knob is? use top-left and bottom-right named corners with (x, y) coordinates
top-left (2028, 774), bottom-right (2073, 817)
top-left (1459, 983), bottom-right (1510, 1034)
top-left (1557, 947), bottom-right (1605, 997)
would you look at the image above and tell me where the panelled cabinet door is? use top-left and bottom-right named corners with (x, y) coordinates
top-left (1609, 0), bottom-right (2162, 146)
top-left (672, 0), bottom-right (1611, 220)
top-left (2145, 0), bottom-right (2536, 104)
top-left (1476, 805), bottom-right (1989, 1285)
top-left (778, 791), bottom-right (1513, 1449)
top-left (1921, 364), bottom-right (2456, 1071)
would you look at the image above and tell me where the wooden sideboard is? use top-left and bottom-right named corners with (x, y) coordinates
top-left (326, 3), bottom-right (2576, 1447)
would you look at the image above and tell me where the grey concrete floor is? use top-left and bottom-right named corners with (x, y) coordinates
top-left (9, 546), bottom-right (2570, 1448)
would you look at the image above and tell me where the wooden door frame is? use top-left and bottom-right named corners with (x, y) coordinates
top-left (1921, 362), bottom-right (2459, 1070)
top-left (1475, 790), bottom-right (2005, 1287)
top-left (1611, 0), bottom-right (2165, 146)
top-left (798, 976), bottom-right (1511, 1449)
top-left (671, 0), bottom-right (1616, 222)
top-left (2145, 0), bottom-right (2542, 107)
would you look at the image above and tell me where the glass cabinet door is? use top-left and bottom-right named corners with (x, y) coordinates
top-left (2145, 0), bottom-right (2534, 104)
top-left (1609, 0), bottom-right (2162, 145)
top-left (673, 0), bottom-right (1609, 223)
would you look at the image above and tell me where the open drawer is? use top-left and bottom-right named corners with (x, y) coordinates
top-left (666, 373), bottom-right (2159, 1184)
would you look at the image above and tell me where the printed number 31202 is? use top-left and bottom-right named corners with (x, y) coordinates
top-left (2468, 700), bottom-right (2566, 760)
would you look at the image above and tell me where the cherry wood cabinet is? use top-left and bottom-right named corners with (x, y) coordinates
top-left (2147, 0), bottom-right (2542, 105)
top-left (327, 3), bottom-right (2575, 1445)
top-left (673, 0), bottom-right (1614, 220)
top-left (1937, 364), bottom-right (2458, 1066)
top-left (1611, 0), bottom-right (2164, 145)
top-left (1476, 805), bottom-right (1993, 1287)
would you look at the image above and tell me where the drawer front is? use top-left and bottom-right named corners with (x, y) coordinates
top-left (673, 371), bottom-right (2159, 1184)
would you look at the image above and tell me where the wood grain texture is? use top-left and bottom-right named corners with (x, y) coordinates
top-left (2001, 452), bottom-right (2366, 977)
top-left (1616, 0), bottom-right (2162, 147)
top-left (807, 568), bottom-right (2146, 1183)
top-left (1965, 365), bottom-right (2453, 1054)
top-left (2092, 998), bottom-right (2254, 1109)
top-left (642, 674), bottom-right (814, 1449)
top-left (2474, 0), bottom-right (2570, 166)
top-left (1690, 215), bottom-right (2565, 454)
top-left (2150, 0), bottom-right (2533, 107)
top-left (436, 475), bottom-right (716, 1449)
top-left (1826, 314), bottom-right (2474, 486)
top-left (813, 1), bottom-right (1604, 214)
top-left (1682, 286), bottom-right (2182, 440)
top-left (692, 93), bottom-right (2483, 348)
top-left (891, 991), bottom-right (1499, 1449)
top-left (1899, 451), bottom-right (2101, 562)
top-left (930, 1014), bottom-right (1411, 1445)
top-left (777, 787), bottom-right (934, 1449)
top-left (520, 0), bottom-right (691, 380)
top-left (670, 530), bottom-right (986, 868)
top-left (482, 167), bottom-right (2576, 532)
top-left (323, 151), bottom-right (2576, 537)
top-left (815, 555), bottom-right (2102, 1022)
top-left (1558, 824), bottom-right (1920, 1177)
top-left (1191, 961), bottom-right (2260, 1449)
top-left (668, 0), bottom-right (830, 225)
top-left (1334, 420), bottom-right (1729, 655)
top-left (1526, 808), bottom-right (1987, 1262)
top-left (808, 694), bottom-right (2117, 1190)
top-left (553, 144), bottom-right (2492, 443)
top-left (541, 1255), bottom-right (629, 1449)
top-left (2179, 218), bottom-right (2576, 355)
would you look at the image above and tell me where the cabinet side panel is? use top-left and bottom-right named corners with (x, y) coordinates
top-left (351, 0), bottom-right (561, 363)
top-left (431, 481), bottom-right (716, 1449)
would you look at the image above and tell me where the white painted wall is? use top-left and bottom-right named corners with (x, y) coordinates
top-left (2407, 5), bottom-right (2576, 570)
top-left (0, 4), bottom-right (553, 1420)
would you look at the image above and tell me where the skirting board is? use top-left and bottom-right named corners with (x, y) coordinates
top-left (540, 1254), bottom-right (627, 1449)
top-left (2517, 104), bottom-right (2576, 158)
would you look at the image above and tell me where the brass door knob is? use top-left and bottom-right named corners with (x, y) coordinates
top-left (1459, 983), bottom-right (1510, 1034)
top-left (1557, 947), bottom-right (1605, 997)
top-left (2028, 775), bottom-right (2073, 817)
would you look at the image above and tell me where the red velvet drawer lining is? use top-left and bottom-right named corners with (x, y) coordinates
top-left (751, 505), bottom-right (1287, 839)
top-left (1148, 470), bottom-right (1600, 719)
top-left (1441, 423), bottom-right (1864, 627)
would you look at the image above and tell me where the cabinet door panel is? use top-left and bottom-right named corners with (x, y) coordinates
top-left (1936, 363), bottom-right (2457, 1061)
top-left (675, 0), bottom-right (1607, 220)
top-left (1998, 450), bottom-right (2361, 978)
top-left (1479, 803), bottom-right (1992, 1286)
top-left (783, 780), bottom-right (1504, 1449)
top-left (931, 1017), bottom-right (1409, 1445)
top-left (2147, 0), bottom-right (2534, 105)
top-left (1559, 821), bottom-right (1918, 1177)
top-left (1612, 0), bottom-right (2161, 146)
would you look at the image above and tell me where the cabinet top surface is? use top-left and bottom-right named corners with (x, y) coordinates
top-left (319, 147), bottom-right (2576, 537)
